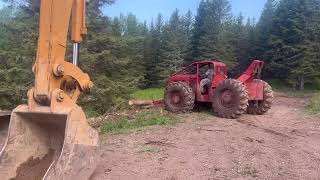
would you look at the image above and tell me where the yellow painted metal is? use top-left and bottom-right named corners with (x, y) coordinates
top-left (72, 0), bottom-right (87, 43)
top-left (0, 0), bottom-right (100, 179)
top-left (33, 0), bottom-right (91, 104)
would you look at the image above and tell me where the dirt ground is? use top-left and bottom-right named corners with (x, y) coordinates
top-left (0, 96), bottom-right (319, 180)
top-left (90, 95), bottom-right (320, 180)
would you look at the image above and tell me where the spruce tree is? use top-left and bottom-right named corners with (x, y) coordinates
top-left (143, 14), bottom-right (163, 87)
top-left (159, 9), bottom-right (192, 83)
top-left (267, 0), bottom-right (320, 90)
top-left (188, 0), bottom-right (236, 68)
top-left (255, 0), bottom-right (277, 76)
top-left (0, 4), bottom-right (38, 109)
top-left (230, 14), bottom-right (248, 73)
top-left (182, 10), bottom-right (193, 62)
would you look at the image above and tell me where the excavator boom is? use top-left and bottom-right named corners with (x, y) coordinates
top-left (0, 0), bottom-right (99, 179)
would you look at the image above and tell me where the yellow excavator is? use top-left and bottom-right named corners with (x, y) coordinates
top-left (0, 0), bottom-right (99, 179)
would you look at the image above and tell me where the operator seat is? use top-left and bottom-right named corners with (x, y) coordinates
top-left (200, 65), bottom-right (214, 94)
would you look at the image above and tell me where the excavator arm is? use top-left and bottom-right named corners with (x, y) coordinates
top-left (0, 0), bottom-right (99, 179)
top-left (33, 0), bottom-right (91, 106)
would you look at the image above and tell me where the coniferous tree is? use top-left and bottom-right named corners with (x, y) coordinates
top-left (255, 0), bottom-right (277, 76)
top-left (80, 1), bottom-right (147, 113)
top-left (159, 9), bottom-right (193, 83)
top-left (3, 0), bottom-right (320, 113)
top-left (182, 10), bottom-right (193, 62)
top-left (230, 14), bottom-right (248, 73)
top-left (242, 18), bottom-right (258, 70)
top-left (0, 4), bottom-right (38, 109)
top-left (143, 14), bottom-right (163, 87)
top-left (267, 0), bottom-right (320, 90)
top-left (188, 0), bottom-right (236, 69)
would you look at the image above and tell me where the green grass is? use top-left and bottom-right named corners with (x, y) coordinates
top-left (131, 88), bottom-right (164, 100)
top-left (267, 79), bottom-right (316, 97)
top-left (101, 110), bottom-right (177, 134)
top-left (307, 92), bottom-right (320, 113)
top-left (267, 79), bottom-right (291, 90)
top-left (84, 107), bottom-right (100, 118)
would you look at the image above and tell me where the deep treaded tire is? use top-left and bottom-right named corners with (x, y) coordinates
top-left (212, 79), bottom-right (249, 119)
top-left (164, 82), bottom-right (195, 113)
top-left (247, 80), bottom-right (274, 115)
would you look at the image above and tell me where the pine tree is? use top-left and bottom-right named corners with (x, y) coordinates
top-left (188, 0), bottom-right (236, 68)
top-left (143, 14), bottom-right (163, 87)
top-left (79, 1), bottom-right (147, 113)
top-left (0, 3), bottom-right (38, 109)
top-left (158, 9), bottom-right (193, 83)
top-left (182, 10), bottom-right (193, 62)
top-left (255, 0), bottom-right (277, 76)
top-left (267, 0), bottom-right (320, 90)
top-left (230, 14), bottom-right (248, 73)
top-left (121, 14), bottom-right (148, 87)
top-left (3, 0), bottom-right (320, 113)
top-left (245, 18), bottom-right (258, 64)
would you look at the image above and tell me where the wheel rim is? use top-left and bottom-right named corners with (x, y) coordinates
top-left (220, 89), bottom-right (235, 108)
top-left (171, 91), bottom-right (182, 105)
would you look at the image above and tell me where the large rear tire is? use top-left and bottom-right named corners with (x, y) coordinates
top-left (164, 82), bottom-right (195, 113)
top-left (247, 80), bottom-right (274, 115)
top-left (212, 79), bottom-right (249, 119)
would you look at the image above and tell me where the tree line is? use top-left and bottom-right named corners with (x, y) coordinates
top-left (0, 0), bottom-right (320, 114)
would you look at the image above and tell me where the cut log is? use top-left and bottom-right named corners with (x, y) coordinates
top-left (129, 100), bottom-right (155, 106)
top-left (128, 100), bottom-right (163, 108)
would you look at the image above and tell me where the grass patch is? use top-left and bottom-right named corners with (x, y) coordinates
top-left (307, 92), bottom-right (320, 113)
top-left (267, 79), bottom-right (316, 97)
top-left (101, 110), bottom-right (177, 134)
top-left (268, 79), bottom-right (291, 90)
top-left (284, 90), bottom-right (316, 97)
top-left (84, 107), bottom-right (100, 118)
top-left (131, 88), bottom-right (164, 100)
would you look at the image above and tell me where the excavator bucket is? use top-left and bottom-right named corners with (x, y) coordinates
top-left (0, 112), bottom-right (10, 150)
top-left (0, 105), bottom-right (99, 180)
top-left (0, 0), bottom-right (100, 179)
